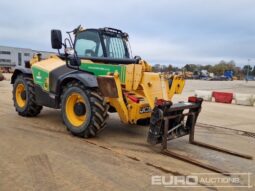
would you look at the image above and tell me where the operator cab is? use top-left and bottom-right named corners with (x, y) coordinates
top-left (74, 28), bottom-right (131, 59)
top-left (51, 26), bottom-right (140, 66)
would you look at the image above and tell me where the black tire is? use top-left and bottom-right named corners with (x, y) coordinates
top-left (61, 81), bottom-right (109, 138)
top-left (13, 75), bottom-right (43, 117)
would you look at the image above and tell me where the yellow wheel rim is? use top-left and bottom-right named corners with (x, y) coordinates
top-left (65, 93), bottom-right (87, 127)
top-left (15, 83), bottom-right (26, 108)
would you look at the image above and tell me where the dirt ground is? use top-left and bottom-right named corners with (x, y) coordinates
top-left (0, 74), bottom-right (255, 191)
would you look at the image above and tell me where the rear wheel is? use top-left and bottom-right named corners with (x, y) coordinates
top-left (13, 75), bottom-right (42, 117)
top-left (61, 81), bottom-right (109, 138)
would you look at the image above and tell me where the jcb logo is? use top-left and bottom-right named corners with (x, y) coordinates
top-left (140, 106), bottom-right (151, 114)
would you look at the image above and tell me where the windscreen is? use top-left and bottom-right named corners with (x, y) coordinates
top-left (75, 31), bottom-right (103, 57)
top-left (75, 30), bottom-right (132, 59)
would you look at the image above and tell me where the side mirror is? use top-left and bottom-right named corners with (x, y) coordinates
top-left (51, 30), bottom-right (62, 49)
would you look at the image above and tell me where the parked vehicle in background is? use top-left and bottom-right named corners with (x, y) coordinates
top-left (209, 75), bottom-right (227, 81)
top-left (192, 70), bottom-right (211, 80)
top-left (224, 70), bottom-right (233, 80)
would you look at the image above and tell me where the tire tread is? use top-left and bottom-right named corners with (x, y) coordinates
top-left (61, 81), bottom-right (109, 138)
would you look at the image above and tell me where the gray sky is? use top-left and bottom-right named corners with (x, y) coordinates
top-left (0, 0), bottom-right (254, 66)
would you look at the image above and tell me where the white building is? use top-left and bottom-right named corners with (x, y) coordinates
top-left (0, 45), bottom-right (53, 71)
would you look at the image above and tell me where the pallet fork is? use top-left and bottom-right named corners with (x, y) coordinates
top-left (148, 97), bottom-right (253, 176)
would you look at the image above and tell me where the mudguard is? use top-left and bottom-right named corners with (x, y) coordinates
top-left (54, 70), bottom-right (98, 96)
top-left (11, 67), bottom-right (32, 84)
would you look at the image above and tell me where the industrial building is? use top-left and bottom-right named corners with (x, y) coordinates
top-left (0, 45), bottom-right (53, 72)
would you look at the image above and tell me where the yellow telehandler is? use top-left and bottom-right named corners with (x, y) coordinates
top-left (11, 26), bottom-right (252, 174)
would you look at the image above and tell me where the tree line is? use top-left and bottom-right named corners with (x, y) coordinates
top-left (152, 60), bottom-right (255, 78)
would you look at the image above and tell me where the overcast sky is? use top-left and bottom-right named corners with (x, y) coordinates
top-left (0, 0), bottom-right (254, 66)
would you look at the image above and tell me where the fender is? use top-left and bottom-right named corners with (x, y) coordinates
top-left (11, 67), bottom-right (32, 84)
top-left (54, 70), bottom-right (98, 96)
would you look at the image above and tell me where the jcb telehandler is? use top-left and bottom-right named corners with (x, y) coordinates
top-left (12, 25), bottom-right (188, 139)
top-left (12, 26), bottom-right (251, 174)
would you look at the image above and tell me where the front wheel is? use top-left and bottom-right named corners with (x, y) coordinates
top-left (61, 81), bottom-right (109, 138)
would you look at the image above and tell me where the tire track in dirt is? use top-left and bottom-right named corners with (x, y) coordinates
top-left (25, 153), bottom-right (58, 191)
top-left (14, 124), bottom-right (189, 178)
top-left (197, 123), bottom-right (255, 138)
top-left (12, 120), bottom-right (227, 190)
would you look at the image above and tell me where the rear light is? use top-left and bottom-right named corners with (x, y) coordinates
top-left (188, 96), bottom-right (198, 103)
top-left (155, 99), bottom-right (166, 106)
top-left (188, 96), bottom-right (203, 103)
top-left (126, 94), bottom-right (140, 103)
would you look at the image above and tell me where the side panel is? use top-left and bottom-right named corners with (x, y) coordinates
top-left (31, 56), bottom-right (66, 92)
top-left (49, 65), bottom-right (74, 92)
top-left (32, 67), bottom-right (50, 91)
top-left (32, 57), bottom-right (99, 97)
top-left (79, 62), bottom-right (126, 83)
top-left (34, 85), bottom-right (58, 108)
